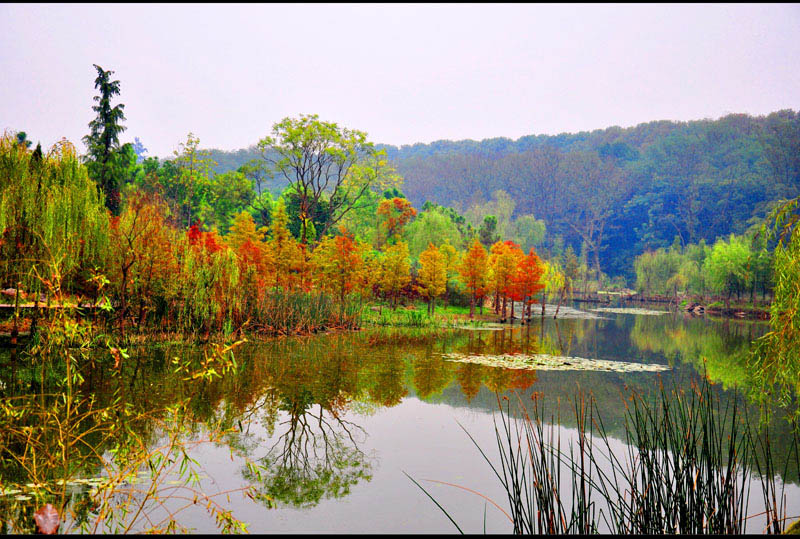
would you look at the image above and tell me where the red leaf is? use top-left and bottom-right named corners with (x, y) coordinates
top-left (33, 503), bottom-right (60, 534)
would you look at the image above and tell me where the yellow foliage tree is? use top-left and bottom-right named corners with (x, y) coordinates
top-left (268, 198), bottom-right (302, 290)
top-left (540, 259), bottom-right (566, 317)
top-left (379, 241), bottom-right (410, 309)
top-left (311, 234), bottom-right (366, 302)
top-left (417, 243), bottom-right (448, 315)
top-left (227, 210), bottom-right (267, 253)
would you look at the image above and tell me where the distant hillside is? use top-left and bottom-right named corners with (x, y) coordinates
top-left (206, 110), bottom-right (800, 278)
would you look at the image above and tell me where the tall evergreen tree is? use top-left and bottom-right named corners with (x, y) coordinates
top-left (83, 64), bottom-right (127, 214)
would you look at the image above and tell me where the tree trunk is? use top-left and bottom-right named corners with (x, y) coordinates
top-left (469, 295), bottom-right (475, 319)
top-left (555, 287), bottom-right (565, 319)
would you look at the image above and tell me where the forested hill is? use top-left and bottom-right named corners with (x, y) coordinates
top-left (209, 110), bottom-right (800, 279)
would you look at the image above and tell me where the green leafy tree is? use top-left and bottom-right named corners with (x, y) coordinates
top-left (15, 131), bottom-right (32, 149)
top-left (257, 114), bottom-right (401, 244)
top-left (404, 207), bottom-right (462, 259)
top-left (704, 235), bottom-right (752, 307)
top-left (750, 196), bottom-right (800, 416)
top-left (172, 132), bottom-right (218, 228)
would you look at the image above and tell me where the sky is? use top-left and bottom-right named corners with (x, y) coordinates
top-left (1, 3), bottom-right (799, 158)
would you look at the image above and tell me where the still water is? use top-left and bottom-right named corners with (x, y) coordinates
top-left (2, 305), bottom-right (798, 533)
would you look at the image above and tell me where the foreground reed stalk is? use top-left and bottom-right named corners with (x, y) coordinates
top-left (414, 376), bottom-right (797, 534)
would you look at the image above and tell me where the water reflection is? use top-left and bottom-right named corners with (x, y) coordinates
top-left (1, 307), bottom-right (798, 532)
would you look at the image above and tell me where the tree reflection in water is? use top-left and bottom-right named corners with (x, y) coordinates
top-left (245, 388), bottom-right (372, 509)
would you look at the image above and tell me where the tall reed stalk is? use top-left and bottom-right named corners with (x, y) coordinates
top-left (414, 375), bottom-right (796, 534)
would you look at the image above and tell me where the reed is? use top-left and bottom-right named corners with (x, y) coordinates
top-left (413, 375), bottom-right (796, 534)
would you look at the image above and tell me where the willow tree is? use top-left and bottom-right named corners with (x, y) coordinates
top-left (0, 134), bottom-right (109, 294)
top-left (82, 64), bottom-right (127, 215)
top-left (750, 197), bottom-right (800, 418)
top-left (257, 114), bottom-right (401, 245)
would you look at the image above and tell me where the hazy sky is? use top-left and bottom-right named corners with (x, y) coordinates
top-left (2, 3), bottom-right (799, 157)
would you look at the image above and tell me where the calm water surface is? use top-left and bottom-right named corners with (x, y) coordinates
top-left (3, 305), bottom-right (798, 533)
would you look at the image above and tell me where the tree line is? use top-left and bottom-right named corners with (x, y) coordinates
top-left (2, 65), bottom-right (585, 337)
top-left (202, 110), bottom-right (800, 281)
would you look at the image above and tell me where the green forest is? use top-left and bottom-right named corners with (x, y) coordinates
top-left (204, 111), bottom-right (800, 281)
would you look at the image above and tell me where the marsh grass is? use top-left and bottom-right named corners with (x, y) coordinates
top-left (0, 261), bottom-right (261, 533)
top-left (412, 375), bottom-right (798, 534)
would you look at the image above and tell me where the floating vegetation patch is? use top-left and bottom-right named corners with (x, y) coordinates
top-left (517, 304), bottom-right (607, 320)
top-left (0, 477), bottom-right (109, 497)
top-left (454, 324), bottom-right (507, 331)
top-left (591, 307), bottom-right (670, 315)
top-left (441, 353), bottom-right (670, 373)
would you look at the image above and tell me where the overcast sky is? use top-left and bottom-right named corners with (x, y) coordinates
top-left (1, 3), bottom-right (799, 158)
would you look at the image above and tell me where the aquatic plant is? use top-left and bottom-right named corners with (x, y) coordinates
top-left (0, 268), bottom-right (258, 533)
top-left (411, 375), bottom-right (795, 534)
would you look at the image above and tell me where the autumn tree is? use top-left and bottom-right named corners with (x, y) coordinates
top-left (488, 240), bottom-right (524, 319)
top-left (378, 241), bottom-right (411, 309)
top-left (268, 198), bottom-right (302, 290)
top-left (376, 197), bottom-right (417, 247)
top-left (417, 243), bottom-right (447, 315)
top-left (227, 210), bottom-right (268, 253)
top-left (458, 239), bottom-right (489, 318)
top-left (228, 210), bottom-right (273, 305)
top-left (513, 248), bottom-right (546, 320)
top-left (257, 114), bottom-right (401, 244)
top-left (108, 193), bottom-right (178, 335)
top-left (311, 233), bottom-right (366, 303)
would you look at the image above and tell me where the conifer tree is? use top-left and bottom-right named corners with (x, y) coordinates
top-left (268, 198), bottom-right (301, 289)
top-left (459, 238), bottom-right (489, 318)
top-left (83, 64), bottom-right (127, 215)
top-left (379, 241), bottom-right (411, 309)
top-left (417, 243), bottom-right (447, 315)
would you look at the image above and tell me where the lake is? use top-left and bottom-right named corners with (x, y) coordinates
top-left (1, 304), bottom-right (797, 533)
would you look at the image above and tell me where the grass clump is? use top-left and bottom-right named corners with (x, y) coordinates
top-left (412, 375), bottom-right (797, 534)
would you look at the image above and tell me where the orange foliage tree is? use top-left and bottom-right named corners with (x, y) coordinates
top-left (489, 240), bottom-right (524, 319)
top-left (512, 247), bottom-right (546, 320)
top-left (458, 238), bottom-right (489, 318)
top-left (109, 193), bottom-right (179, 335)
top-left (376, 197), bottom-right (416, 247)
top-left (268, 198), bottom-right (302, 290)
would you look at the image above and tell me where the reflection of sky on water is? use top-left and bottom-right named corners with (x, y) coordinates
top-left (2, 306), bottom-right (796, 533)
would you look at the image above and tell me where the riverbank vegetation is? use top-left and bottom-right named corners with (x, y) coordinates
top-left (8, 67), bottom-right (800, 345)
top-left (4, 63), bottom-right (800, 534)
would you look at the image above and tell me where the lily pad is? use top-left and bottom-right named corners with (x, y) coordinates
top-left (442, 352), bottom-right (670, 373)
